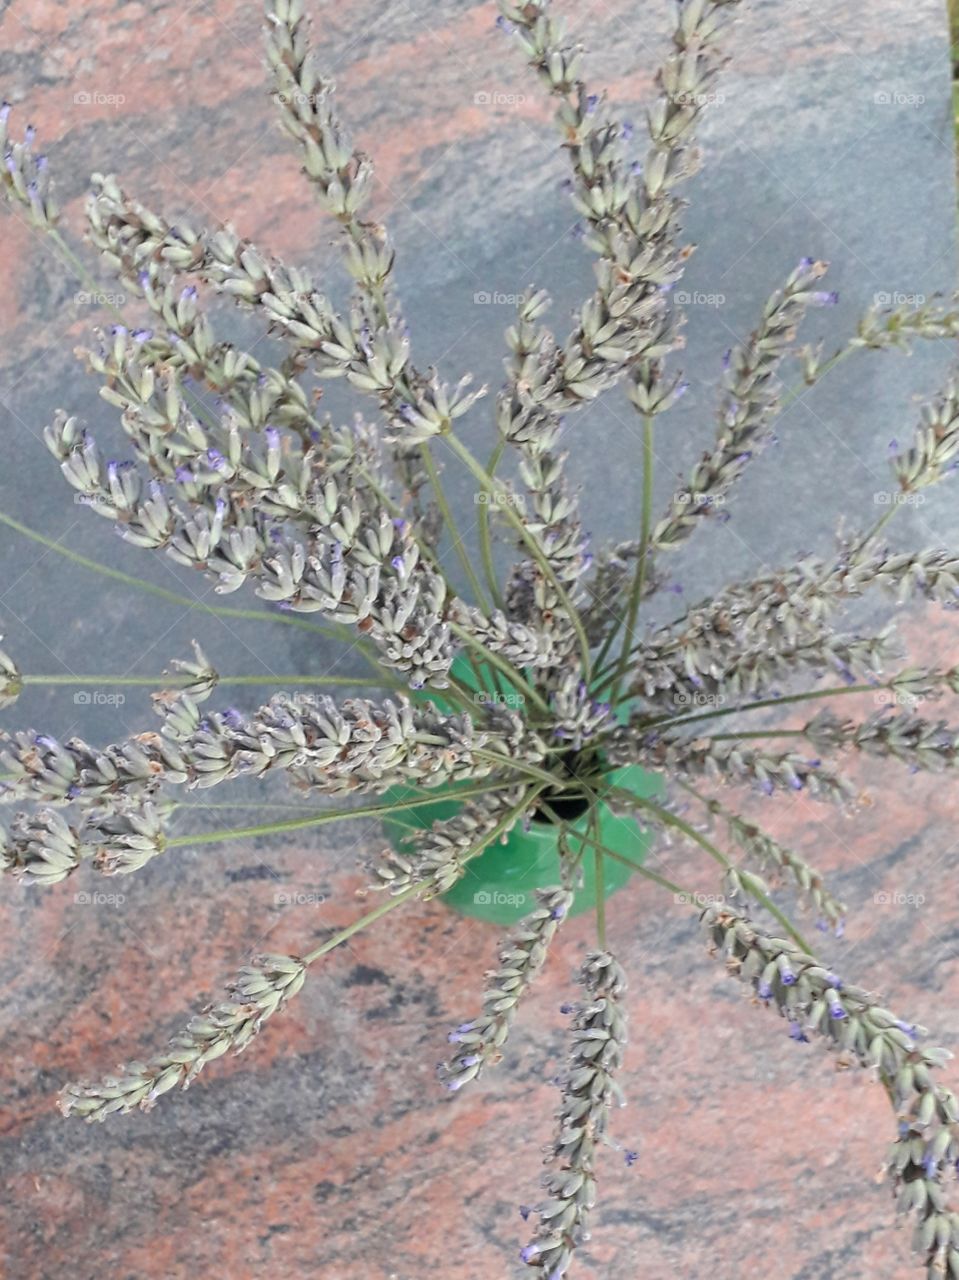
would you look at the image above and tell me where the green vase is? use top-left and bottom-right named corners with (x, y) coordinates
top-left (382, 657), bottom-right (661, 926)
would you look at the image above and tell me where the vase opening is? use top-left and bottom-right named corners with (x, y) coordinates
top-left (532, 791), bottom-right (592, 824)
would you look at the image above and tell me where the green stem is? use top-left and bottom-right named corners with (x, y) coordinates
top-left (605, 783), bottom-right (812, 953)
top-left (599, 467), bottom-right (906, 689)
top-left (447, 622), bottom-right (550, 715)
top-left (0, 509), bottom-right (337, 639)
top-left (596, 414), bottom-right (654, 687)
top-left (592, 822), bottom-right (606, 947)
top-left (643, 678), bottom-right (898, 735)
top-left (50, 229), bottom-right (128, 325)
top-left (0, 508), bottom-right (412, 690)
top-left (443, 433), bottom-right (591, 676)
top-left (781, 346), bottom-right (850, 408)
top-left (299, 783), bottom-right (542, 965)
top-left (165, 781), bottom-right (508, 849)
top-left (21, 673), bottom-right (384, 689)
top-left (302, 884), bottom-right (420, 965)
top-left (469, 747), bottom-right (572, 791)
top-left (477, 440), bottom-right (506, 611)
top-left (558, 818), bottom-right (692, 898)
top-left (707, 729), bottom-right (805, 741)
top-left (418, 444), bottom-right (490, 611)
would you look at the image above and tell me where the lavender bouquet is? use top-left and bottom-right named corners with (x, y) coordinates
top-left (2, 0), bottom-right (959, 1274)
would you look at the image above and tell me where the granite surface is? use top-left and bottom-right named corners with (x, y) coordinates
top-left (0, 0), bottom-right (958, 1277)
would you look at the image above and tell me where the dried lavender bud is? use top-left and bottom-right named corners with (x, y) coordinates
top-left (165, 639), bottom-right (218, 701)
top-left (653, 258), bottom-right (836, 552)
top-left (59, 954), bottom-right (306, 1120)
top-left (521, 950), bottom-right (628, 1278)
top-left (607, 724), bottom-right (854, 802)
top-left (496, 0), bottom-right (741, 653)
top-left (1, 693), bottom-right (540, 816)
top-left (723, 812), bottom-right (846, 929)
top-left (628, 622), bottom-right (897, 708)
top-left (449, 601), bottom-right (557, 668)
top-left (441, 886), bottom-right (573, 1090)
top-left (0, 808), bottom-right (85, 885)
top-left (370, 785), bottom-right (529, 898)
top-left (0, 108), bottom-right (58, 228)
top-left (805, 708), bottom-right (959, 773)
top-left (548, 671), bottom-right (612, 749)
top-left (699, 904), bottom-right (958, 1279)
top-left (0, 636), bottom-right (22, 708)
top-left (850, 296), bottom-right (959, 353)
top-left (83, 799), bottom-right (167, 875)
top-left (891, 376), bottom-right (959, 494)
top-left (634, 540), bottom-right (959, 708)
